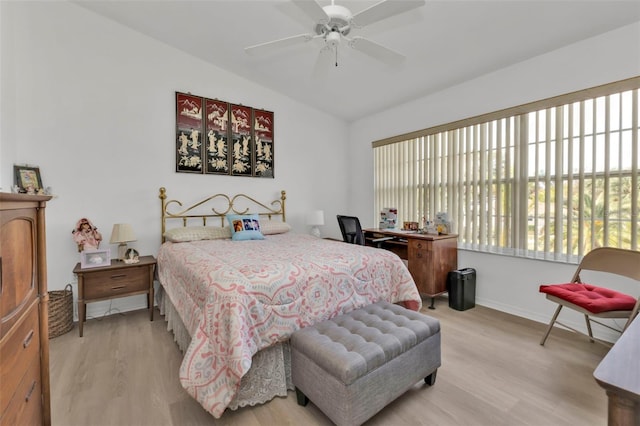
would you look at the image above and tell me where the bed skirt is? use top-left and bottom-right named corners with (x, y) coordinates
top-left (157, 287), bottom-right (294, 411)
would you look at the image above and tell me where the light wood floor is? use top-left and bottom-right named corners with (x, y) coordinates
top-left (49, 298), bottom-right (610, 426)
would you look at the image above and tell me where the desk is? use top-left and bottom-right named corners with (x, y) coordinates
top-left (363, 229), bottom-right (458, 308)
top-left (593, 315), bottom-right (640, 425)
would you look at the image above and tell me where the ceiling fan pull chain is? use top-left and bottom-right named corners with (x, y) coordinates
top-left (335, 46), bottom-right (338, 67)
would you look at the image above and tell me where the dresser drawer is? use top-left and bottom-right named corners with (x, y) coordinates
top-left (83, 265), bottom-right (149, 300)
top-left (409, 239), bottom-right (433, 260)
top-left (0, 301), bottom-right (40, 416)
top-left (408, 239), bottom-right (432, 252)
top-left (0, 208), bottom-right (39, 339)
top-left (0, 356), bottom-right (42, 426)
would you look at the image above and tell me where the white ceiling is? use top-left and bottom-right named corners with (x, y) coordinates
top-left (75, 0), bottom-right (640, 122)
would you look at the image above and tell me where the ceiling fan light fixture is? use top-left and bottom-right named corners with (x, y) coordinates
top-left (315, 4), bottom-right (352, 37)
top-left (325, 31), bottom-right (341, 48)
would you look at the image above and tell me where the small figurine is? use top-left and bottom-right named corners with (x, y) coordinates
top-left (123, 248), bottom-right (140, 264)
top-left (72, 218), bottom-right (103, 252)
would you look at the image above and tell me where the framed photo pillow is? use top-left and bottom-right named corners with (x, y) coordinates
top-left (226, 214), bottom-right (264, 241)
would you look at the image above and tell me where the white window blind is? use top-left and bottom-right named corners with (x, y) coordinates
top-left (373, 78), bottom-right (640, 261)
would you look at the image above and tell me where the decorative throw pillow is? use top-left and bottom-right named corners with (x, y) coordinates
top-left (226, 214), bottom-right (265, 241)
top-left (260, 220), bottom-right (292, 235)
top-left (206, 226), bottom-right (233, 240)
top-left (164, 226), bottom-right (231, 242)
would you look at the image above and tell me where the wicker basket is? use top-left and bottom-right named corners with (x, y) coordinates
top-left (48, 284), bottom-right (73, 338)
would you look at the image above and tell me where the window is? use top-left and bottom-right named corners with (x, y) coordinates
top-left (373, 77), bottom-right (639, 262)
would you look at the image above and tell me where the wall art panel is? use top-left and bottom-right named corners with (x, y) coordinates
top-left (253, 109), bottom-right (274, 178)
top-left (230, 104), bottom-right (252, 177)
top-left (176, 92), bottom-right (273, 178)
top-left (205, 99), bottom-right (230, 175)
top-left (175, 92), bottom-right (204, 173)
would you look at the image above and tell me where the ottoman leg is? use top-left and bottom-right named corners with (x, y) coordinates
top-left (425, 369), bottom-right (437, 386)
top-left (295, 387), bottom-right (309, 406)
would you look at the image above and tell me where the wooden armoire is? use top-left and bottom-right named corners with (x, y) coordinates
top-left (0, 193), bottom-right (52, 426)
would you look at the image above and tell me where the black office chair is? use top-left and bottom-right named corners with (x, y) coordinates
top-left (337, 215), bottom-right (395, 247)
top-left (337, 215), bottom-right (365, 245)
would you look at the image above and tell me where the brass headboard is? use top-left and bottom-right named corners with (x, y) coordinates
top-left (159, 187), bottom-right (287, 243)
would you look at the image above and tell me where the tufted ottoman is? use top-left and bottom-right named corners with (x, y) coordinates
top-left (290, 301), bottom-right (441, 426)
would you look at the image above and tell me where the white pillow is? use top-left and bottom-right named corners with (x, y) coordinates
top-left (164, 226), bottom-right (231, 242)
top-left (260, 220), bottom-right (292, 235)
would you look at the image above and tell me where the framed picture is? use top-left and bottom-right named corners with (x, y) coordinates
top-left (253, 109), bottom-right (274, 178)
top-left (174, 91), bottom-right (274, 178)
top-left (204, 98), bottom-right (231, 175)
top-left (230, 103), bottom-right (253, 176)
top-left (14, 165), bottom-right (43, 193)
top-left (176, 92), bottom-right (204, 173)
top-left (80, 249), bottom-right (111, 269)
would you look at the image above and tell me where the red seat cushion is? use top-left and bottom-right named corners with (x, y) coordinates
top-left (539, 283), bottom-right (636, 314)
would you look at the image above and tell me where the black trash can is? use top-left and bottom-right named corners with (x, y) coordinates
top-left (447, 268), bottom-right (476, 311)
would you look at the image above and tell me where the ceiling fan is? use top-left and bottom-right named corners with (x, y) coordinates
top-left (244, 0), bottom-right (426, 66)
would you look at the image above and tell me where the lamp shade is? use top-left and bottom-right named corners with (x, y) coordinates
top-left (306, 210), bottom-right (325, 226)
top-left (109, 223), bottom-right (136, 244)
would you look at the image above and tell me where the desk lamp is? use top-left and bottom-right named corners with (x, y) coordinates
top-left (306, 210), bottom-right (325, 238)
top-left (109, 223), bottom-right (136, 261)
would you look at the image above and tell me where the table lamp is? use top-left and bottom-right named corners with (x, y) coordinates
top-left (109, 223), bottom-right (136, 261)
top-left (306, 210), bottom-right (325, 238)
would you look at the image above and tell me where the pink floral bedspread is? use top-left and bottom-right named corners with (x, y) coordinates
top-left (157, 233), bottom-right (421, 418)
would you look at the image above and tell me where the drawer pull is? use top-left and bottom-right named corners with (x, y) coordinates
top-left (416, 243), bottom-right (423, 249)
top-left (23, 330), bottom-right (34, 348)
top-left (25, 380), bottom-right (36, 402)
top-left (111, 285), bottom-right (126, 290)
top-left (111, 274), bottom-right (127, 279)
top-left (416, 252), bottom-right (423, 258)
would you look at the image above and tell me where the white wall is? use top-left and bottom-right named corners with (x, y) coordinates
top-left (1, 1), bottom-right (349, 318)
top-left (348, 22), bottom-right (640, 340)
top-left (0, 1), bottom-right (17, 190)
top-left (2, 1), bottom-right (638, 340)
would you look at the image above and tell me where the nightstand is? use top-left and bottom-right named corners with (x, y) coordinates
top-left (73, 255), bottom-right (156, 337)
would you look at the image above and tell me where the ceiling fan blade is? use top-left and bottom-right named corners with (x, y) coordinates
top-left (349, 36), bottom-right (405, 65)
top-left (352, 0), bottom-right (425, 28)
top-left (245, 33), bottom-right (314, 55)
top-left (291, 0), bottom-right (329, 24)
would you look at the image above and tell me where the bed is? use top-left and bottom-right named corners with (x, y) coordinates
top-left (155, 187), bottom-right (422, 418)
